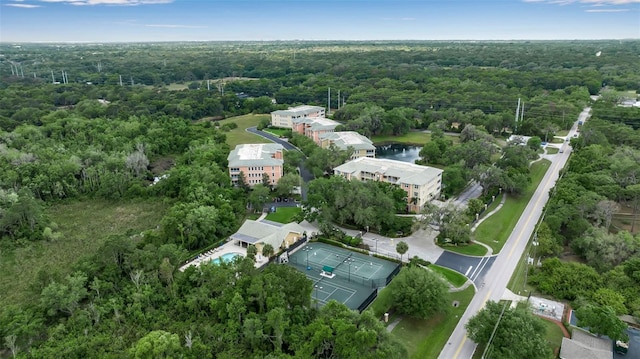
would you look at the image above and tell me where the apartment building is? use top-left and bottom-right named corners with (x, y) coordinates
top-left (270, 105), bottom-right (325, 128)
top-left (292, 117), bottom-right (341, 144)
top-left (333, 157), bottom-right (443, 212)
top-left (227, 143), bottom-right (284, 187)
top-left (319, 131), bottom-right (376, 159)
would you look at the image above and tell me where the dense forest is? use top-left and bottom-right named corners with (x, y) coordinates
top-left (529, 99), bottom-right (640, 332)
top-left (0, 40), bottom-right (639, 357)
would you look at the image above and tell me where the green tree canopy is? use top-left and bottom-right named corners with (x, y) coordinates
top-left (390, 266), bottom-right (449, 319)
top-left (466, 301), bottom-right (551, 359)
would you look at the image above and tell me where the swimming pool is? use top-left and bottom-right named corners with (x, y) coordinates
top-left (211, 252), bottom-right (244, 265)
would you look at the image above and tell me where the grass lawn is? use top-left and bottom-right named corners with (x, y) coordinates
top-left (0, 199), bottom-right (168, 306)
top-left (264, 206), bottom-right (301, 224)
top-left (480, 193), bottom-right (503, 220)
top-left (264, 128), bottom-right (291, 137)
top-left (506, 239), bottom-right (538, 295)
top-left (429, 265), bottom-right (468, 287)
top-left (441, 243), bottom-right (488, 257)
top-left (219, 114), bottom-right (271, 148)
top-left (474, 160), bottom-right (551, 253)
top-left (368, 285), bottom-right (394, 318)
top-left (392, 286), bottom-right (475, 358)
top-left (542, 318), bottom-right (566, 355)
top-left (546, 147), bottom-right (559, 154)
top-left (372, 131), bottom-right (460, 146)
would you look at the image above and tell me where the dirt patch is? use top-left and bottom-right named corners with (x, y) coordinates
top-left (150, 157), bottom-right (175, 175)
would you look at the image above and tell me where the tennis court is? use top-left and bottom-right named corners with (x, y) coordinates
top-left (285, 242), bottom-right (400, 311)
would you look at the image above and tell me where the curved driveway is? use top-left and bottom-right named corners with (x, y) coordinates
top-left (246, 126), bottom-right (314, 199)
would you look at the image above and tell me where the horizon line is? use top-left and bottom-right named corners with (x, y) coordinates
top-left (1, 38), bottom-right (639, 44)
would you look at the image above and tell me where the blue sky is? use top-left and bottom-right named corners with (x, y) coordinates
top-left (1, 0), bottom-right (638, 42)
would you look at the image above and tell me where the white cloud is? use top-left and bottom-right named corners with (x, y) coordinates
top-left (585, 7), bottom-right (631, 10)
top-left (145, 24), bottom-right (208, 29)
top-left (523, 0), bottom-right (640, 4)
top-left (5, 3), bottom-right (42, 7)
top-left (38, 0), bottom-right (172, 5)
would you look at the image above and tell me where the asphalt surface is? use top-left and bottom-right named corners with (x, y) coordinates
top-left (439, 108), bottom-right (590, 359)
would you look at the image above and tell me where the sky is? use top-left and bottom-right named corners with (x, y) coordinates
top-left (0, 0), bottom-right (638, 42)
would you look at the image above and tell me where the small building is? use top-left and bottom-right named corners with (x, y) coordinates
top-left (270, 105), bottom-right (325, 128)
top-left (292, 117), bottom-right (341, 144)
top-left (333, 157), bottom-right (443, 212)
top-left (559, 329), bottom-right (613, 359)
top-left (319, 131), bottom-right (376, 159)
top-left (227, 143), bottom-right (284, 187)
top-left (230, 220), bottom-right (307, 255)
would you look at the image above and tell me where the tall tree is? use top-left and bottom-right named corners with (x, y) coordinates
top-left (466, 301), bottom-right (551, 359)
top-left (390, 266), bottom-right (449, 319)
top-left (575, 305), bottom-right (629, 341)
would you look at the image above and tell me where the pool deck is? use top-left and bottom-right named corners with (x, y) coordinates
top-left (179, 240), bottom-right (268, 271)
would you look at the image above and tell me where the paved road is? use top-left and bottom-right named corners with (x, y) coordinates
top-left (439, 108), bottom-right (590, 359)
top-left (246, 127), bottom-right (315, 199)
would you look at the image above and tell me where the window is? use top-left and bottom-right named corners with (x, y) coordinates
top-left (414, 185), bottom-right (419, 189)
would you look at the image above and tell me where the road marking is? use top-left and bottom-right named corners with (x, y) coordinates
top-left (465, 266), bottom-right (472, 276)
top-left (507, 159), bottom-right (561, 259)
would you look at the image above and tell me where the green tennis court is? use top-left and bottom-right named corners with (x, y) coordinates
top-left (286, 242), bottom-right (400, 311)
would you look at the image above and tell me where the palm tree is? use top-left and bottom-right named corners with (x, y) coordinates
top-left (262, 243), bottom-right (275, 258)
top-left (246, 244), bottom-right (258, 261)
top-left (396, 241), bottom-right (409, 263)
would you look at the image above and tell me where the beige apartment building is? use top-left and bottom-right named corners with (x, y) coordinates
top-left (270, 105), bottom-right (325, 128)
top-left (319, 131), bottom-right (376, 159)
top-left (227, 143), bottom-right (284, 187)
top-left (333, 157), bottom-right (443, 212)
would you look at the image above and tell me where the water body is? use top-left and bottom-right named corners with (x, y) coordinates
top-left (375, 143), bottom-right (422, 164)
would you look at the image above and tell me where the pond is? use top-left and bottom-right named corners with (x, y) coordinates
top-left (375, 143), bottom-right (422, 164)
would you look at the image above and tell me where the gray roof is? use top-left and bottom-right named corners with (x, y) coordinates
top-left (334, 157), bottom-right (443, 186)
top-left (292, 117), bottom-right (340, 131)
top-left (320, 131), bottom-right (375, 151)
top-left (230, 220), bottom-right (306, 249)
top-left (227, 143), bottom-right (284, 168)
top-left (271, 105), bottom-right (324, 116)
top-left (560, 330), bottom-right (613, 359)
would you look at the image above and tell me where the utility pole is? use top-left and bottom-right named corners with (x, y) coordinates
top-left (327, 87), bottom-right (331, 116)
top-left (481, 302), bottom-right (508, 359)
top-left (514, 98), bottom-right (521, 133)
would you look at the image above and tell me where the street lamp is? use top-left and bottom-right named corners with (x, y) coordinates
top-left (303, 246), bottom-right (312, 270)
top-left (374, 238), bottom-right (378, 254)
top-left (314, 284), bottom-right (323, 309)
top-left (344, 258), bottom-right (355, 282)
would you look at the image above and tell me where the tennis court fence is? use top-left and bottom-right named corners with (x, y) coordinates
top-left (290, 256), bottom-right (400, 289)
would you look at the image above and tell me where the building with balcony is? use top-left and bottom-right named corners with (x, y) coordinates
top-left (333, 157), bottom-right (443, 212)
top-left (270, 105), bottom-right (325, 128)
top-left (228, 143), bottom-right (284, 187)
top-left (319, 131), bottom-right (376, 159)
top-left (292, 117), bottom-right (341, 144)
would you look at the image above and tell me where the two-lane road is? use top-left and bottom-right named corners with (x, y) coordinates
top-left (439, 107), bottom-right (590, 358)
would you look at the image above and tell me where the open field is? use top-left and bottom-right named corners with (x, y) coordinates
top-left (264, 206), bottom-right (301, 223)
top-left (372, 131), bottom-right (460, 146)
top-left (219, 114), bottom-right (271, 148)
top-left (474, 160), bottom-right (551, 253)
top-left (264, 128), bottom-right (291, 137)
top-left (392, 286), bottom-right (475, 358)
top-left (0, 199), bottom-right (168, 306)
